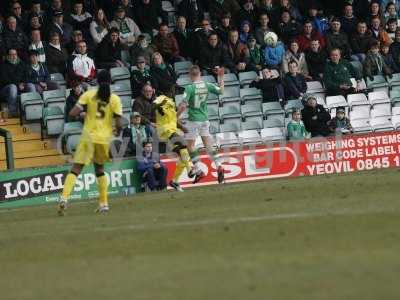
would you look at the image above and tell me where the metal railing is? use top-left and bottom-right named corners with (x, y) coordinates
top-left (0, 128), bottom-right (14, 170)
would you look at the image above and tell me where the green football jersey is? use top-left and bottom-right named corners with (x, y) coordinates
top-left (183, 81), bottom-right (222, 122)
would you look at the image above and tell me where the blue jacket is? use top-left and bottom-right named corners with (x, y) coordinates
top-left (137, 152), bottom-right (163, 172)
top-left (263, 42), bottom-right (285, 67)
top-left (26, 63), bottom-right (50, 84)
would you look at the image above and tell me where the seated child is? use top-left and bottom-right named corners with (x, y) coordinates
top-left (287, 109), bottom-right (310, 140)
top-left (328, 107), bottom-right (353, 134)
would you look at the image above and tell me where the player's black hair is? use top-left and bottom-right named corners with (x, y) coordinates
top-left (97, 70), bottom-right (111, 103)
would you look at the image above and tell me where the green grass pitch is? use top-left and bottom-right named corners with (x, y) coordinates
top-left (1, 169), bottom-right (400, 300)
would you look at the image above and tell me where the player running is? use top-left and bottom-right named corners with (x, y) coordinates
top-left (58, 70), bottom-right (123, 215)
top-left (178, 65), bottom-right (225, 183)
top-left (153, 85), bottom-right (203, 192)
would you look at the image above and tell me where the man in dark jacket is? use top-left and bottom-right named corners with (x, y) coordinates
top-left (132, 83), bottom-right (155, 126)
top-left (326, 17), bottom-right (352, 59)
top-left (177, 0), bottom-right (205, 28)
top-left (45, 31), bottom-right (69, 74)
top-left (131, 57), bottom-right (152, 98)
top-left (305, 39), bottom-right (327, 81)
top-left (350, 21), bottom-right (374, 62)
top-left (284, 61), bottom-right (307, 100)
top-left (198, 33), bottom-right (235, 75)
top-left (225, 29), bottom-right (254, 73)
top-left (134, 0), bottom-right (167, 36)
top-left (208, 0), bottom-right (241, 23)
top-left (46, 10), bottom-right (73, 46)
top-left (95, 28), bottom-right (124, 69)
top-left (173, 16), bottom-right (193, 59)
top-left (324, 48), bottom-right (363, 96)
top-left (0, 48), bottom-right (35, 117)
top-left (3, 16), bottom-right (29, 59)
top-left (26, 50), bottom-right (59, 93)
top-left (152, 23), bottom-right (183, 63)
top-left (301, 95), bottom-right (331, 137)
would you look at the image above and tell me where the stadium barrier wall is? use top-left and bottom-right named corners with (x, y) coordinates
top-left (0, 159), bottom-right (141, 209)
top-left (162, 131), bottom-right (400, 187)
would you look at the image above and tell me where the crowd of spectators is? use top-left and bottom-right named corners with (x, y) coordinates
top-left (0, 0), bottom-right (398, 131)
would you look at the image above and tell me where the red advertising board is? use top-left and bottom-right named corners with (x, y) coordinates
top-left (162, 131), bottom-right (400, 187)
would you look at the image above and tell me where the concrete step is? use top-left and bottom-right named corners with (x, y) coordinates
top-left (0, 139), bottom-right (56, 154)
top-left (0, 155), bottom-right (67, 170)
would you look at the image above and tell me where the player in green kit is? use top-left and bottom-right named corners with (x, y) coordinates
top-left (178, 65), bottom-right (225, 183)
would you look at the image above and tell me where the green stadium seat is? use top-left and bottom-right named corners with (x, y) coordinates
top-left (43, 89), bottom-right (66, 111)
top-left (220, 86), bottom-right (240, 107)
top-left (50, 73), bottom-right (67, 87)
top-left (390, 88), bottom-right (400, 106)
top-left (110, 67), bottom-right (131, 84)
top-left (63, 122), bottom-right (83, 154)
top-left (260, 127), bottom-right (285, 142)
top-left (111, 82), bottom-right (132, 97)
top-left (241, 119), bottom-right (263, 131)
top-left (216, 131), bottom-right (240, 148)
top-left (42, 106), bottom-right (64, 137)
top-left (20, 91), bottom-right (44, 122)
top-left (174, 61), bottom-right (192, 76)
top-left (220, 122), bottom-right (241, 133)
top-left (263, 118), bottom-right (284, 128)
top-left (238, 129), bottom-right (262, 145)
top-left (284, 99), bottom-right (304, 113)
top-left (177, 76), bottom-right (192, 87)
top-left (223, 73), bottom-right (239, 87)
top-left (366, 75), bottom-right (389, 93)
top-left (262, 102), bottom-right (285, 119)
top-left (208, 105), bottom-right (219, 119)
top-left (201, 75), bottom-right (216, 83)
top-left (387, 73), bottom-right (400, 89)
top-left (120, 50), bottom-right (131, 66)
top-left (240, 87), bottom-right (262, 104)
top-left (238, 71), bottom-right (257, 87)
top-left (209, 119), bottom-right (220, 134)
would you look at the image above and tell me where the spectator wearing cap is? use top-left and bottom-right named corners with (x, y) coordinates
top-left (3, 16), bottom-right (29, 59)
top-left (110, 5), bottom-right (141, 48)
top-left (305, 39), bottom-right (327, 81)
top-left (215, 13), bottom-right (234, 45)
top-left (67, 40), bottom-right (96, 88)
top-left (255, 13), bottom-right (271, 47)
top-left (340, 4), bottom-right (359, 36)
top-left (95, 27), bottom-right (125, 69)
top-left (137, 141), bottom-right (167, 191)
top-left (363, 40), bottom-right (393, 79)
top-left (0, 48), bottom-right (35, 117)
top-left (45, 31), bottom-right (68, 74)
top-left (123, 112), bottom-right (149, 157)
top-left (328, 107), bottom-right (353, 135)
top-left (283, 60), bottom-right (307, 100)
top-left (198, 33), bottom-right (235, 75)
top-left (296, 20), bottom-right (325, 52)
top-left (301, 95), bottom-right (331, 137)
top-left (208, 0), bottom-right (241, 24)
top-left (130, 34), bottom-right (154, 65)
top-left (225, 28), bottom-right (255, 74)
top-left (192, 19), bottom-right (217, 61)
top-left (326, 17), bottom-right (352, 59)
top-left (29, 29), bottom-right (46, 64)
top-left (131, 57), bottom-right (152, 98)
top-left (278, 10), bottom-right (301, 46)
top-left (69, 0), bottom-right (93, 43)
top-left (369, 15), bottom-right (392, 46)
top-left (249, 68), bottom-right (284, 102)
top-left (65, 81), bottom-right (84, 122)
top-left (26, 49), bottom-right (59, 94)
top-left (150, 52), bottom-right (177, 95)
top-left (177, 0), bottom-right (205, 28)
top-left (152, 23), bottom-right (184, 64)
top-left (234, 0), bottom-right (257, 28)
top-left (282, 40), bottom-right (311, 80)
top-left (134, 0), bottom-right (167, 37)
top-left (90, 8), bottom-right (110, 45)
top-left (47, 10), bottom-right (73, 46)
top-left (324, 48), bottom-right (362, 97)
top-left (247, 35), bottom-right (263, 70)
top-left (133, 83), bottom-right (155, 126)
top-left (173, 16), bottom-right (193, 59)
top-left (350, 21), bottom-right (375, 62)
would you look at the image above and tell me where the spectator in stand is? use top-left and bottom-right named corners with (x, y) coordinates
top-left (366, 1), bottom-right (385, 26)
top-left (255, 13), bottom-right (271, 47)
top-left (45, 31), bottom-right (68, 74)
top-left (363, 40), bottom-right (393, 79)
top-left (118, 0), bottom-right (135, 20)
top-left (131, 56), bottom-right (152, 98)
top-left (326, 17), bottom-right (352, 59)
top-left (192, 19), bottom-right (216, 60)
top-left (249, 68), bottom-right (284, 102)
top-left (328, 106), bottom-right (353, 135)
top-left (26, 13), bottom-right (43, 36)
top-left (369, 15), bottom-right (391, 46)
top-left (384, 3), bottom-right (398, 26)
top-left (130, 34), bottom-right (154, 65)
top-left (324, 48), bottom-right (363, 96)
top-left (123, 112), bottom-right (149, 157)
top-left (134, 0), bottom-right (166, 37)
top-left (208, 0), bottom-right (241, 23)
top-left (178, 0), bottom-right (205, 28)
top-left (386, 18), bottom-right (397, 42)
top-left (215, 13), bottom-right (234, 44)
top-left (29, 29), bottom-right (46, 64)
top-left (225, 28), bottom-right (254, 73)
top-left (47, 10), bottom-right (73, 46)
top-left (301, 95), bottom-right (331, 137)
top-left (198, 33), bottom-right (235, 75)
top-left (340, 4), bottom-right (358, 36)
top-left (283, 60), bottom-right (307, 100)
top-left (0, 48), bottom-right (35, 117)
top-left (278, 9), bottom-right (301, 45)
top-left (350, 21), bottom-right (375, 62)
top-left (46, 0), bottom-right (64, 20)
top-left (150, 52), bottom-right (177, 94)
top-left (65, 80), bottom-right (84, 122)
top-left (26, 49), bottom-right (59, 94)
top-left (306, 5), bottom-right (329, 36)
top-left (278, 0), bottom-right (302, 23)
top-left (3, 16), bottom-right (29, 59)
top-left (381, 42), bottom-right (399, 73)
top-left (10, 1), bottom-right (28, 31)
top-left (390, 29), bottom-right (400, 68)
top-left (239, 20), bottom-right (252, 43)
top-left (69, 0), bottom-right (92, 43)
top-left (296, 20), bottom-right (325, 52)
top-left (282, 40), bottom-right (311, 80)
top-left (173, 16), bottom-right (193, 59)
top-left (110, 5), bottom-right (141, 48)
top-left (305, 39), bottom-right (327, 81)
top-left (30, 0), bottom-right (46, 26)
top-left (90, 8), bottom-right (110, 45)
top-left (263, 31), bottom-right (285, 69)
top-left (152, 23), bottom-right (183, 64)
top-left (257, 0), bottom-right (279, 30)
top-left (247, 35), bottom-right (263, 70)
top-left (95, 27), bottom-right (125, 69)
top-left (234, 0), bottom-right (257, 28)
top-left (68, 40), bottom-right (96, 88)
top-left (137, 141), bottom-right (167, 191)
top-left (66, 30), bottom-right (85, 55)
top-left (287, 109), bottom-right (310, 140)
top-left (133, 83), bottom-right (155, 126)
